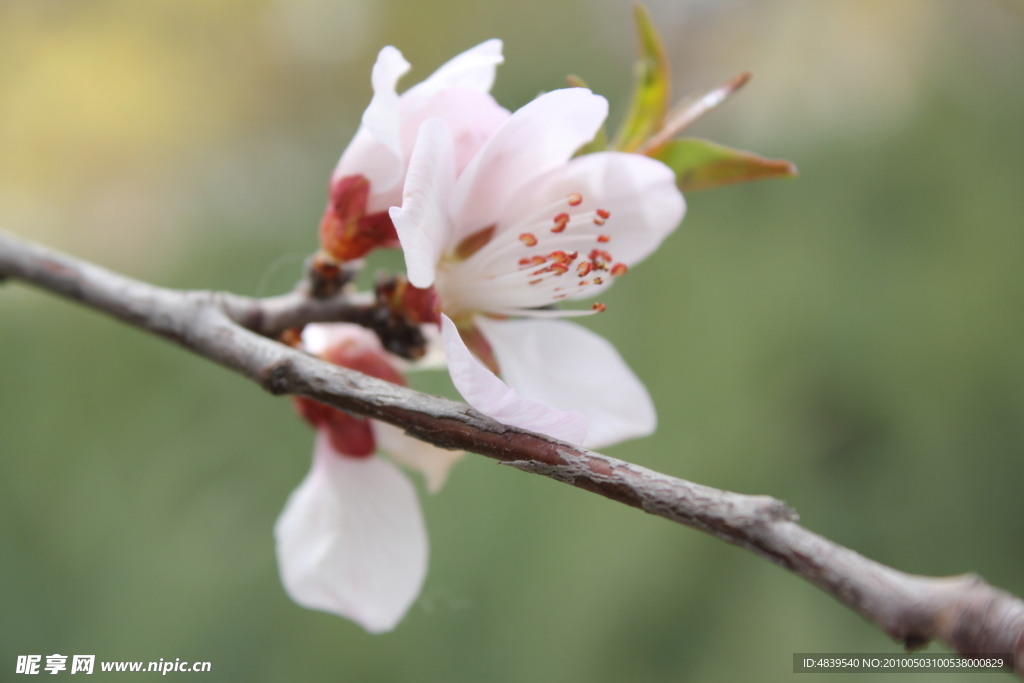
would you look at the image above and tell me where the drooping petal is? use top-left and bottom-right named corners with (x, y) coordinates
top-left (333, 46), bottom-right (412, 210)
top-left (440, 315), bottom-right (588, 445)
top-left (390, 118), bottom-right (456, 289)
top-left (474, 316), bottom-right (655, 449)
top-left (451, 89), bottom-right (609, 241)
top-left (374, 422), bottom-right (465, 494)
top-left (274, 432), bottom-right (428, 634)
top-left (400, 39), bottom-right (504, 111)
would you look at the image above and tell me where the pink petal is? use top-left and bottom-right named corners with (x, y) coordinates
top-left (475, 317), bottom-right (655, 449)
top-left (400, 39), bottom-right (504, 111)
top-left (389, 118), bottom-right (456, 289)
top-left (362, 46), bottom-right (412, 166)
top-left (301, 323), bottom-right (383, 357)
top-left (399, 88), bottom-right (510, 176)
top-left (504, 150), bottom-right (685, 272)
top-left (451, 89), bottom-right (609, 242)
top-left (373, 422), bottom-right (465, 494)
top-left (332, 46), bottom-right (411, 210)
top-left (440, 315), bottom-right (588, 445)
top-left (274, 431), bottom-right (428, 634)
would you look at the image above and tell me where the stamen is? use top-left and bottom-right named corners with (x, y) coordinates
top-left (593, 276), bottom-right (604, 285)
top-left (529, 278), bottom-right (542, 285)
top-left (519, 233), bottom-right (538, 247)
top-left (550, 263), bottom-right (569, 275)
top-left (568, 193), bottom-right (583, 206)
top-left (577, 262), bottom-right (592, 277)
top-left (592, 303), bottom-right (607, 312)
top-left (611, 263), bottom-right (628, 277)
top-left (597, 235), bottom-right (611, 243)
top-left (596, 209), bottom-right (611, 219)
top-left (593, 217), bottom-right (606, 226)
top-left (552, 212), bottom-right (570, 233)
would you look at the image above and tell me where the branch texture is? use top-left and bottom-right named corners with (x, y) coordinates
top-left (1, 228), bottom-right (1021, 674)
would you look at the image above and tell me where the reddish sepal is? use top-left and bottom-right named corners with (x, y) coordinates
top-left (319, 175), bottom-right (399, 262)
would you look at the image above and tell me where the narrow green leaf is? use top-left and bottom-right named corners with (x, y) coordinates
top-left (651, 138), bottom-right (798, 193)
top-left (640, 72), bottom-right (751, 154)
top-left (611, 4), bottom-right (670, 153)
top-left (566, 74), bottom-right (608, 155)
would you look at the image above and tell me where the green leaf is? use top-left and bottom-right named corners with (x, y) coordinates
top-left (651, 138), bottom-right (798, 193)
top-left (611, 4), bottom-right (670, 153)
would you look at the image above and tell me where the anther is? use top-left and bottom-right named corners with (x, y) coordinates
top-left (593, 218), bottom-right (605, 226)
top-left (593, 276), bottom-right (604, 285)
top-left (519, 233), bottom-right (538, 247)
top-left (529, 278), bottom-right (542, 285)
top-left (592, 302), bottom-right (607, 312)
top-left (577, 262), bottom-right (592, 277)
top-left (550, 263), bottom-right (569, 275)
top-left (597, 235), bottom-right (611, 243)
top-left (611, 263), bottom-right (628, 277)
top-left (567, 193), bottom-right (583, 206)
top-left (596, 209), bottom-right (611, 219)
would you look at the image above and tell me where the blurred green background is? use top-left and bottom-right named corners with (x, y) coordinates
top-left (2, 0), bottom-right (1023, 681)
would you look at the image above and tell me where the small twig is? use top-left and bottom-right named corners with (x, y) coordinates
top-left (219, 288), bottom-right (376, 339)
top-left (1, 228), bottom-right (1021, 675)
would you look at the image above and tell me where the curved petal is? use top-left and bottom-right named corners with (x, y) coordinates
top-left (440, 315), bottom-right (588, 445)
top-left (503, 151), bottom-right (685, 271)
top-left (333, 46), bottom-right (411, 208)
top-left (451, 89), bottom-right (609, 241)
top-left (390, 118), bottom-right (456, 289)
top-left (274, 432), bottom-right (428, 633)
top-left (362, 46), bottom-right (412, 166)
top-left (475, 316), bottom-right (655, 449)
top-left (400, 39), bottom-right (504, 111)
top-left (374, 421), bottom-right (465, 494)
top-left (399, 88), bottom-right (510, 175)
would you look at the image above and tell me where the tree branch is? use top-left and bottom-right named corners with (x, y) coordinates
top-left (1, 228), bottom-right (1021, 675)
